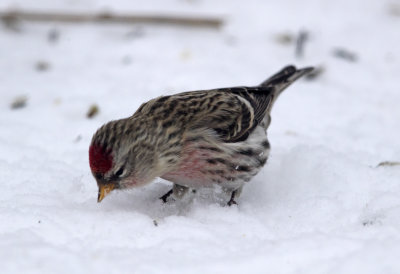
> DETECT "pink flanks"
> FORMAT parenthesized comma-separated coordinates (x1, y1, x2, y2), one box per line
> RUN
(162, 145, 214, 187)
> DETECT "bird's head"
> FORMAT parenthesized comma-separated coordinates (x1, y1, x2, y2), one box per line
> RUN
(89, 119, 164, 202)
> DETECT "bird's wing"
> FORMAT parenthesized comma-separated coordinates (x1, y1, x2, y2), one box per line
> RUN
(190, 65, 313, 142)
(132, 87, 272, 143)
(185, 86, 274, 143)
(134, 66, 313, 143)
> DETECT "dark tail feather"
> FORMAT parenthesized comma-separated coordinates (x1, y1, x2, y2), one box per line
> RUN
(260, 65, 313, 90)
(260, 65, 313, 112)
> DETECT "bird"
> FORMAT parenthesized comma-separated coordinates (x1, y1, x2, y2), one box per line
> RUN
(89, 65, 313, 206)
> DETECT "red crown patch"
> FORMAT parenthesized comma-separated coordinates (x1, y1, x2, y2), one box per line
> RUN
(89, 144, 113, 174)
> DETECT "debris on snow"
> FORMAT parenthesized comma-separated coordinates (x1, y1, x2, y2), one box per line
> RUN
(10, 96, 28, 109)
(87, 104, 99, 119)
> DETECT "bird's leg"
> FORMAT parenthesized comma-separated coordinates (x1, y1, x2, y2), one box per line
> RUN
(159, 189, 173, 203)
(159, 184, 190, 203)
(173, 184, 190, 199)
(227, 187, 242, 206)
(227, 190, 237, 206)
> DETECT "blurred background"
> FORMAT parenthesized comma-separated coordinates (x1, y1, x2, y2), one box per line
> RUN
(1, 1, 400, 274)
(1, 0, 399, 157)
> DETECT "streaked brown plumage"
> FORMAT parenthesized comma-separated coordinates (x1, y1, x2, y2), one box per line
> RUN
(89, 65, 313, 205)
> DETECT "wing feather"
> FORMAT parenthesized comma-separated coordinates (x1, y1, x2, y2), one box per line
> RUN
(133, 65, 312, 144)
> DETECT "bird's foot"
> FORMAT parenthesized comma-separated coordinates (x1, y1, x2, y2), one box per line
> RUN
(159, 189, 173, 203)
(227, 199, 237, 206)
(159, 184, 191, 203)
(227, 190, 238, 206)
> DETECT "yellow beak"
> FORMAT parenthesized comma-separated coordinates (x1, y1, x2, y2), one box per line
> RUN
(98, 184, 115, 203)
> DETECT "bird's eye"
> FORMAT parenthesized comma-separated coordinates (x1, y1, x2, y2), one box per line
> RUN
(95, 173, 103, 180)
(115, 167, 124, 177)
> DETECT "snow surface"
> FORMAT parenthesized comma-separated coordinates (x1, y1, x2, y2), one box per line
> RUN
(1, 0, 400, 273)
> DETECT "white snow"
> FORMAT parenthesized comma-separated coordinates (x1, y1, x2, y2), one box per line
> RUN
(1, 0, 400, 273)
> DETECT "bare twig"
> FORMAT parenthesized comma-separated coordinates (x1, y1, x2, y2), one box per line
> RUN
(377, 161, 400, 168)
(0, 9, 223, 28)
(295, 30, 309, 58)
(305, 65, 325, 81)
(333, 48, 358, 62)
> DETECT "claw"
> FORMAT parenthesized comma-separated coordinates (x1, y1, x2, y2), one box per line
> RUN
(227, 190, 238, 206)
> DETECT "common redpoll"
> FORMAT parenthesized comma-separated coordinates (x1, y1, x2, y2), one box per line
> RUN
(89, 65, 313, 205)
